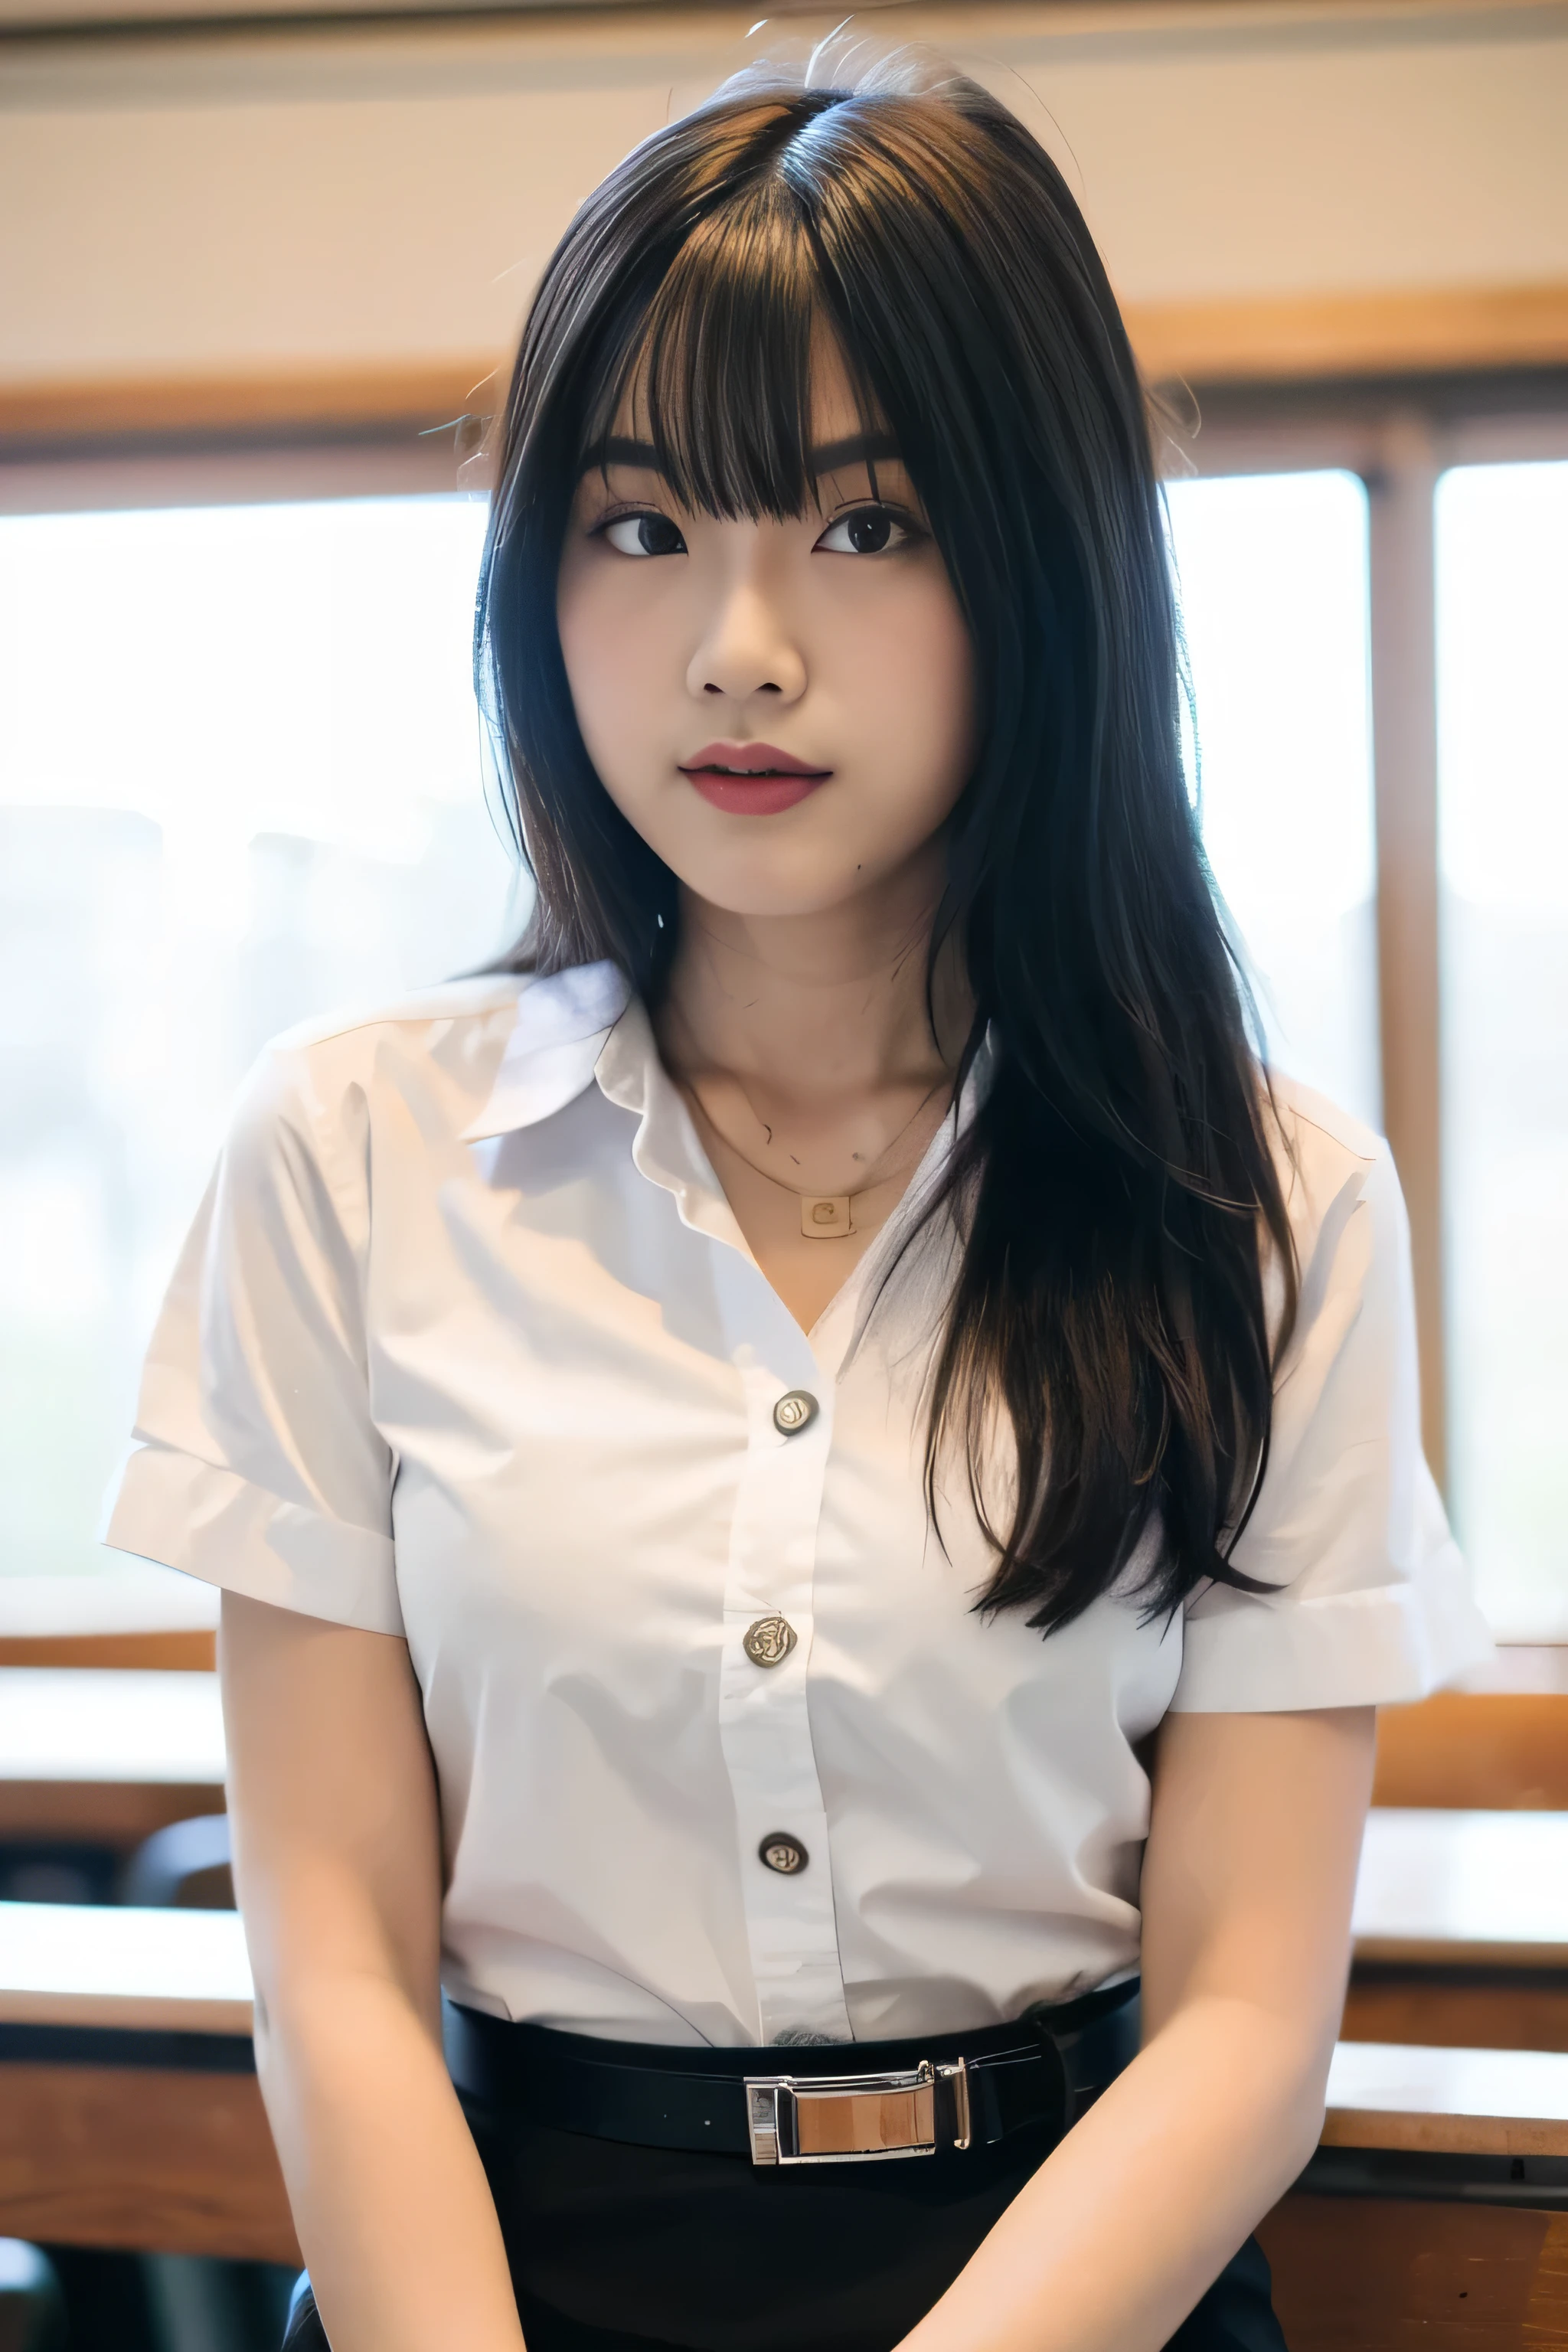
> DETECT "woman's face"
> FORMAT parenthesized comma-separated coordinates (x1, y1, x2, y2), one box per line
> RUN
(556, 345, 977, 920)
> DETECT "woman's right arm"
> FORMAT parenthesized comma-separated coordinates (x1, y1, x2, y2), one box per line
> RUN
(220, 1589, 526, 2352)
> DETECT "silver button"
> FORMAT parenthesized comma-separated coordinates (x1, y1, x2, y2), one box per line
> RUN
(759, 1833, 808, 1875)
(773, 1391, 818, 1436)
(743, 1615, 798, 1668)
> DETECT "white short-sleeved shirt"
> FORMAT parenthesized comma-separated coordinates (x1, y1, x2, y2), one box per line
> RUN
(103, 961, 1491, 2049)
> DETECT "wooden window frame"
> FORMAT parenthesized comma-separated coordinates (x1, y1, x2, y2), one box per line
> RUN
(5, 363, 1568, 1509)
(1176, 371, 1568, 1494)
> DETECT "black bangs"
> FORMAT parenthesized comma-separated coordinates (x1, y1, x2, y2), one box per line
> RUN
(577, 162, 887, 521)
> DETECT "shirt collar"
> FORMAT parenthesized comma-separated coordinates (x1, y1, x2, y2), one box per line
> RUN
(462, 960, 998, 1135)
(456, 960, 632, 1142)
(459, 959, 998, 1298)
(458, 959, 750, 1255)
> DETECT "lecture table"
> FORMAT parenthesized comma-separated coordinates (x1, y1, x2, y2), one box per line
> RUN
(6, 1679, 1566, 1957)
(0, 1900, 292, 2263)
(6, 1665, 1568, 2331)
(4, 1663, 1566, 1900)
(8, 1906, 1568, 2347)
(0, 1668, 227, 1849)
(4, 1670, 1568, 2031)
(1347, 1808, 1568, 2053)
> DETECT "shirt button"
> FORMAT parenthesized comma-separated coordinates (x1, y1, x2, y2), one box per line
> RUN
(773, 1390, 818, 1436)
(759, 1833, 808, 1875)
(743, 1615, 798, 1668)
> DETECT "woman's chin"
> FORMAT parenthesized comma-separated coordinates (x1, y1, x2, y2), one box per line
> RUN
(675, 861, 908, 925)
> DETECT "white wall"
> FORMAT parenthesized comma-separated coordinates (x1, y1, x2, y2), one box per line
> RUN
(2, 0, 1567, 387)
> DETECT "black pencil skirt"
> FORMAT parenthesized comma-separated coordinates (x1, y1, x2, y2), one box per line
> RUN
(279, 2097, 1288, 2352)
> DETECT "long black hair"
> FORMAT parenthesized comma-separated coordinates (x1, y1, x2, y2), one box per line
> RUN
(475, 58, 1298, 1636)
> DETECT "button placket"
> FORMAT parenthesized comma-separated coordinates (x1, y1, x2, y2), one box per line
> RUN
(717, 1351, 849, 2047)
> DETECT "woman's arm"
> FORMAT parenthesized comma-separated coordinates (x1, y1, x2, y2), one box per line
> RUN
(220, 1590, 525, 2352)
(899, 1705, 1376, 2352)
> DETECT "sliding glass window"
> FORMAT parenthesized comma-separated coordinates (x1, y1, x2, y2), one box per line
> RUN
(0, 492, 518, 1582)
(1437, 458, 1568, 1638)
(1165, 469, 1380, 1131)
(4, 408, 1567, 1644)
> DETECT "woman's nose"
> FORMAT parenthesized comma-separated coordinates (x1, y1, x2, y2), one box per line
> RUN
(686, 554, 806, 705)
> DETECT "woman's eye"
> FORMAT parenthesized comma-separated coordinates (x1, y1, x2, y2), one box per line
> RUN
(815, 506, 910, 557)
(603, 511, 687, 558)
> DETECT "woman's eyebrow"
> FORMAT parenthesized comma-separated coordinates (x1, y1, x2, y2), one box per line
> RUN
(812, 432, 900, 473)
(590, 436, 664, 476)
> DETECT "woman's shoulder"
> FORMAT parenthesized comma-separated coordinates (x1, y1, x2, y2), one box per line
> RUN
(228, 960, 635, 1169)
(1261, 1067, 1391, 1238)
(1263, 1067, 1380, 1171)
(262, 969, 531, 1067)
(1255, 1069, 1415, 1354)
(226, 970, 529, 1155)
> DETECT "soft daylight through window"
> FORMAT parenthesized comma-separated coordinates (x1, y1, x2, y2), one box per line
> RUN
(1438, 459, 1568, 1637)
(1165, 468, 1380, 1134)
(0, 492, 515, 1583)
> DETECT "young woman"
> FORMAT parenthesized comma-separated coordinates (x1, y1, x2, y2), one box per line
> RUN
(106, 51, 1489, 2352)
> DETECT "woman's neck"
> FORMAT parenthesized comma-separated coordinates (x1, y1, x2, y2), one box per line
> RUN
(658, 847, 969, 1099)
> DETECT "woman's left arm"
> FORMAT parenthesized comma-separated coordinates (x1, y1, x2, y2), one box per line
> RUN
(899, 1705, 1376, 2352)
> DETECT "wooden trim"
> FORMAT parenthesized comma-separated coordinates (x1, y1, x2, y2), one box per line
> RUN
(0, 1782, 224, 1847)
(1353, 1933, 1568, 1972)
(1374, 1690, 1568, 1811)
(1322, 2102, 1568, 2158)
(0, 357, 503, 447)
(1342, 1975, 1568, 2053)
(1367, 412, 1447, 1488)
(2, 283, 1566, 453)
(1128, 280, 1568, 385)
(0, 1632, 217, 1671)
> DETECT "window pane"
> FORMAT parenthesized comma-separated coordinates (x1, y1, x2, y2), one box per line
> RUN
(0, 494, 520, 1581)
(1164, 470, 1380, 1131)
(1438, 460, 1568, 1637)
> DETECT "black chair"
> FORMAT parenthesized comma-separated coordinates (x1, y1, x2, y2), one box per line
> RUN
(119, 1813, 234, 1910)
(116, 1815, 294, 2349)
(0, 2240, 66, 2352)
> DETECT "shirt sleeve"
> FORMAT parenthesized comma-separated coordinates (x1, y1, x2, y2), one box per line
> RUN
(100, 1036, 402, 1636)
(1170, 1129, 1491, 1713)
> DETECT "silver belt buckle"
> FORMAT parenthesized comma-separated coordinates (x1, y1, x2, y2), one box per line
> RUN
(744, 2056, 970, 2165)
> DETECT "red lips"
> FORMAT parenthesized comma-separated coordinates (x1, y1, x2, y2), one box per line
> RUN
(678, 740, 831, 816)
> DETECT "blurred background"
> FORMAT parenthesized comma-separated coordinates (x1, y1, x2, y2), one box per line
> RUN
(0, 0, 1565, 2344)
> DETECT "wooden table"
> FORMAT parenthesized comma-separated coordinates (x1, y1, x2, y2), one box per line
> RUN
(5, 1791, 1568, 2322)
(1264, 2041, 1568, 2350)
(1354, 1811, 1568, 1967)
(0, 1573, 218, 1671)
(11, 1894, 1568, 2337)
(0, 1668, 226, 1848)
(1349, 1808, 1568, 2052)
(0, 1900, 296, 2264)
(1374, 1648, 1568, 1810)
(1324, 2037, 1568, 2156)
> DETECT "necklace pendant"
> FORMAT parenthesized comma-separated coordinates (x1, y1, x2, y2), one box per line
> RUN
(800, 1194, 853, 1240)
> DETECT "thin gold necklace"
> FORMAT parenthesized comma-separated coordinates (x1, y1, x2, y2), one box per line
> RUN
(683, 1070, 952, 1241)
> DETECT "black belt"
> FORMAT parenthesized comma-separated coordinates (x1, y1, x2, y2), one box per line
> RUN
(446, 1978, 1139, 2168)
